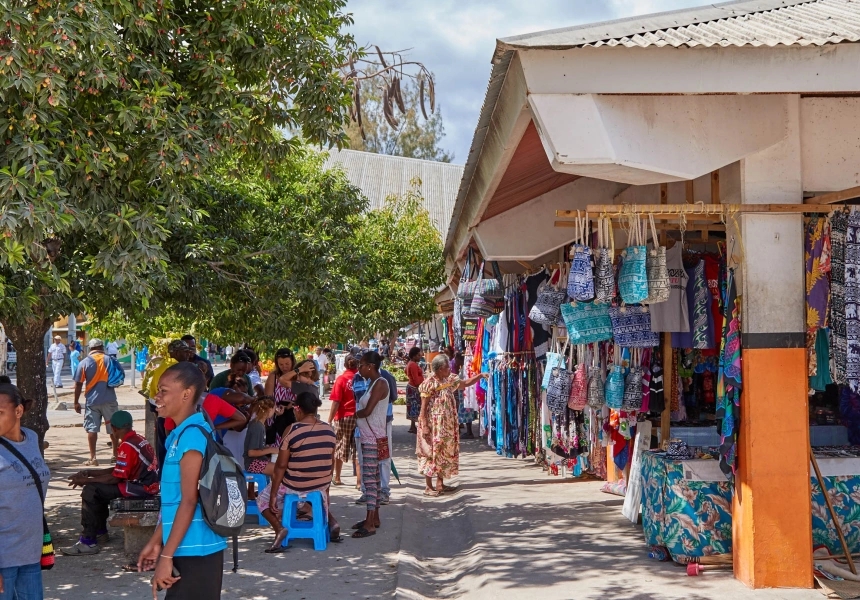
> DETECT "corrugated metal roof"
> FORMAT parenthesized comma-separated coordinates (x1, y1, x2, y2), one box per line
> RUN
(323, 149, 464, 237)
(496, 0, 860, 52)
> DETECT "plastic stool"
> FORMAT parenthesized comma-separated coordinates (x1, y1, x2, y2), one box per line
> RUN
(280, 490, 328, 551)
(245, 473, 269, 519)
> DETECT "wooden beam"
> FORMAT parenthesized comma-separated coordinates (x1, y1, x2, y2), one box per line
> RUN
(806, 185, 860, 205)
(660, 183, 668, 205)
(554, 221, 726, 231)
(685, 180, 694, 204)
(711, 170, 721, 205)
(564, 204, 836, 216)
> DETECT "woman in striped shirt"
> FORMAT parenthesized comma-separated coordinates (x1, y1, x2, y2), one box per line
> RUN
(258, 392, 338, 552)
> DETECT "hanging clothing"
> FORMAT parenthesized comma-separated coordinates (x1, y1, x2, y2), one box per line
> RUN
(846, 211, 860, 392)
(649, 244, 690, 333)
(831, 210, 848, 384)
(810, 329, 833, 393)
(806, 216, 832, 330)
(716, 269, 742, 479)
(671, 263, 698, 348)
(691, 259, 715, 349)
(649, 350, 666, 415)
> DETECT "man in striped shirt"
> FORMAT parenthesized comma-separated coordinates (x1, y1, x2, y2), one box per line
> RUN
(257, 392, 340, 551)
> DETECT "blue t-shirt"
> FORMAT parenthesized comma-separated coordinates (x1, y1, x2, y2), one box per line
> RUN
(161, 413, 227, 557)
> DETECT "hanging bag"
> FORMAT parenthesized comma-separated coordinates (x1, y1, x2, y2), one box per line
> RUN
(529, 266, 567, 326)
(568, 344, 589, 410)
(0, 438, 54, 570)
(609, 304, 660, 348)
(645, 214, 670, 304)
(471, 261, 506, 317)
(546, 340, 572, 416)
(560, 300, 613, 344)
(587, 347, 605, 409)
(622, 350, 645, 411)
(595, 217, 616, 303)
(618, 215, 649, 304)
(604, 348, 626, 411)
(542, 338, 567, 389)
(457, 248, 479, 317)
(567, 213, 595, 302)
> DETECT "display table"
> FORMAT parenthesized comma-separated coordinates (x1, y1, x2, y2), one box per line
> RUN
(641, 450, 860, 560)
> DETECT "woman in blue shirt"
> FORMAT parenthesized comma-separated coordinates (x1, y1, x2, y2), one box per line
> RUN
(137, 363, 226, 599)
(68, 342, 81, 378)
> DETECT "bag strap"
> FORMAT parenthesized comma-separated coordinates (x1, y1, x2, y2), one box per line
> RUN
(649, 213, 660, 249)
(491, 261, 504, 284)
(475, 262, 485, 285)
(0, 436, 45, 505)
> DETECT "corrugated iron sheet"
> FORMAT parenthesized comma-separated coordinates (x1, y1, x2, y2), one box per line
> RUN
(322, 149, 464, 237)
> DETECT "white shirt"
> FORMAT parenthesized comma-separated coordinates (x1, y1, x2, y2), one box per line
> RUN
(315, 353, 329, 371)
(48, 343, 66, 361)
(356, 378, 390, 440)
(106, 341, 119, 355)
(225, 345, 234, 356)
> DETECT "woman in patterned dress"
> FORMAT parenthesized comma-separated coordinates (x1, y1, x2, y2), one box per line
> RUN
(417, 354, 488, 497)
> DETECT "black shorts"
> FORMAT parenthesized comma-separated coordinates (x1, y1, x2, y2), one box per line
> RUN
(166, 551, 223, 600)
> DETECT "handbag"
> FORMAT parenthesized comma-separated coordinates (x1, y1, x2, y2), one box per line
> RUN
(529, 265, 568, 326)
(604, 361, 625, 410)
(561, 300, 613, 344)
(587, 353, 605, 410)
(594, 217, 616, 303)
(609, 304, 659, 348)
(542, 339, 567, 389)
(546, 342, 572, 416)
(458, 248, 479, 317)
(0, 437, 54, 570)
(471, 261, 506, 317)
(618, 215, 649, 304)
(622, 353, 644, 411)
(644, 214, 670, 304)
(568, 346, 588, 411)
(666, 439, 690, 460)
(567, 213, 595, 302)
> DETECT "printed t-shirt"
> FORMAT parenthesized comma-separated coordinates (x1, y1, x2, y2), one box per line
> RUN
(405, 361, 424, 387)
(164, 394, 237, 433)
(161, 413, 227, 557)
(113, 430, 160, 497)
(74, 351, 118, 406)
(649, 244, 690, 333)
(0, 428, 51, 569)
(330, 369, 357, 419)
(281, 421, 335, 492)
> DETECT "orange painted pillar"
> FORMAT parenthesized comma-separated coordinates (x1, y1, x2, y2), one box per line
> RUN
(733, 346, 812, 588)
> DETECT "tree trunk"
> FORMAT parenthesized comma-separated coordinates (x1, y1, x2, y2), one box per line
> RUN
(5, 317, 52, 449)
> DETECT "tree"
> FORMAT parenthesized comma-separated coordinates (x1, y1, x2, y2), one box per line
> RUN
(328, 178, 445, 340)
(345, 70, 452, 162)
(0, 0, 356, 443)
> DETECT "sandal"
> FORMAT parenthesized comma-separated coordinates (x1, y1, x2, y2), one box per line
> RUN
(264, 545, 288, 554)
(264, 529, 289, 553)
(352, 527, 376, 539)
(441, 485, 458, 493)
(423, 489, 441, 497)
(351, 520, 381, 530)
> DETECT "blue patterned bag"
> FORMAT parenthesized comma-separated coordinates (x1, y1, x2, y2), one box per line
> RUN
(561, 301, 612, 344)
(609, 304, 659, 348)
(567, 213, 595, 301)
(618, 216, 648, 304)
(605, 363, 625, 410)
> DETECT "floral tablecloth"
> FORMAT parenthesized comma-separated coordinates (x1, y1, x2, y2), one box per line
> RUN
(642, 451, 860, 560)
(641, 451, 733, 560)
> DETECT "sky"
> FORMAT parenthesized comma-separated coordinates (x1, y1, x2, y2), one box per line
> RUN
(346, 0, 703, 164)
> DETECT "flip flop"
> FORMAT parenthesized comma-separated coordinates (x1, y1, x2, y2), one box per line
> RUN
(264, 545, 289, 554)
(352, 527, 376, 539)
(330, 533, 344, 543)
(423, 489, 441, 497)
(332, 480, 344, 486)
(351, 521, 381, 530)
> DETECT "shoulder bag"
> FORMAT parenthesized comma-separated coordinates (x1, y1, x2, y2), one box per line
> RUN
(594, 217, 616, 303)
(567, 213, 595, 302)
(471, 261, 506, 317)
(618, 215, 649, 304)
(568, 345, 589, 411)
(604, 359, 625, 411)
(529, 266, 567, 327)
(622, 350, 645, 411)
(0, 437, 54, 570)
(457, 248, 479, 317)
(587, 348, 605, 409)
(545, 340, 572, 416)
(645, 214, 670, 304)
(560, 300, 612, 344)
(609, 304, 659, 348)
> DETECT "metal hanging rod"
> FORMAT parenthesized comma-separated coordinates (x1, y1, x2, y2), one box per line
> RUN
(555, 204, 837, 217)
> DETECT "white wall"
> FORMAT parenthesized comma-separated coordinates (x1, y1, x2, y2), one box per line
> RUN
(801, 97, 860, 192)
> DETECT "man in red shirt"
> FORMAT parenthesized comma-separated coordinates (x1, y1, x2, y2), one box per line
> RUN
(328, 355, 358, 486)
(60, 411, 159, 556)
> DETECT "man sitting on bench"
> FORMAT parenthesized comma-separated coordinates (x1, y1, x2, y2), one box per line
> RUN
(60, 410, 159, 556)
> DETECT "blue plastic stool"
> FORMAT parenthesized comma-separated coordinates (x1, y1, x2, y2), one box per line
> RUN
(280, 490, 328, 551)
(245, 473, 269, 520)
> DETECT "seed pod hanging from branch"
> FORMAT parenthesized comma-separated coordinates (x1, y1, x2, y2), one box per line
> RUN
(382, 86, 399, 129)
(428, 75, 436, 114)
(375, 45, 388, 69)
(419, 76, 428, 120)
(393, 76, 406, 115)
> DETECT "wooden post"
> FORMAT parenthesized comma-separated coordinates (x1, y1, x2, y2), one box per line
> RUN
(685, 180, 694, 204)
(711, 170, 721, 205)
(660, 332, 671, 447)
(660, 183, 668, 245)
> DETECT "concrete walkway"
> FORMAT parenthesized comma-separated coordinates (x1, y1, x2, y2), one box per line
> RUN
(39, 401, 825, 599)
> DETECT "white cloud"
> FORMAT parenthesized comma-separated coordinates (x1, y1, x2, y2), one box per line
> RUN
(345, 0, 702, 163)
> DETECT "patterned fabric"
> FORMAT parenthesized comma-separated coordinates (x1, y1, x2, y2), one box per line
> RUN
(646, 245, 670, 304)
(561, 301, 613, 344)
(806, 216, 832, 330)
(568, 363, 588, 410)
(622, 366, 644, 411)
(568, 245, 595, 301)
(246, 458, 269, 474)
(605, 365, 625, 410)
(333, 415, 357, 462)
(360, 442, 380, 510)
(595, 248, 615, 303)
(832, 210, 849, 384)
(716, 269, 741, 479)
(618, 246, 649, 304)
(416, 374, 460, 479)
(546, 367, 573, 416)
(640, 451, 733, 561)
(456, 389, 477, 423)
(812, 474, 860, 554)
(587, 366, 604, 409)
(609, 305, 659, 348)
(692, 260, 712, 349)
(405, 384, 421, 420)
(847, 211, 860, 392)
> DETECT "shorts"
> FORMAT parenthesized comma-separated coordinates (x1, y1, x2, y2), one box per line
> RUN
(84, 402, 118, 433)
(333, 416, 357, 462)
(257, 482, 328, 513)
(246, 458, 270, 474)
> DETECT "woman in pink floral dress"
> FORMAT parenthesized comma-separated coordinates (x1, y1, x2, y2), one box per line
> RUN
(417, 354, 488, 496)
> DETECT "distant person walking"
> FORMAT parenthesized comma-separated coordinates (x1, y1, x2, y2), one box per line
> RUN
(0, 383, 51, 600)
(69, 343, 81, 379)
(47, 335, 67, 388)
(138, 363, 226, 599)
(105, 340, 119, 360)
(73, 339, 119, 466)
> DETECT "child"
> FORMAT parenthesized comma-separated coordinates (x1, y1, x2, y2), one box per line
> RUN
(244, 396, 279, 477)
